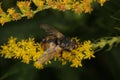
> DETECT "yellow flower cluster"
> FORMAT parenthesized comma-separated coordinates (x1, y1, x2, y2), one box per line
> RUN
(0, 3, 11, 26)
(0, 37, 44, 68)
(59, 38, 95, 68)
(0, 37, 95, 69)
(17, 1, 34, 19)
(0, 0, 107, 25)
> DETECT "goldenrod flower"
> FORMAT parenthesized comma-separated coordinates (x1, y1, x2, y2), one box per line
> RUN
(0, 3, 11, 25)
(34, 61, 44, 69)
(7, 8, 21, 21)
(46, 0, 55, 7)
(0, 3, 3, 16)
(72, 2, 84, 14)
(0, 37, 95, 69)
(1, 36, 120, 69)
(59, 39, 95, 68)
(55, 2, 67, 11)
(0, 37, 43, 64)
(0, 17, 6, 26)
(17, 1, 34, 19)
(0, 0, 107, 25)
(32, 0, 44, 9)
(7, 8, 15, 15)
(99, 0, 107, 6)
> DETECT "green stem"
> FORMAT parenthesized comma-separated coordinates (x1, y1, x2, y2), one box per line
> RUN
(92, 36, 120, 52)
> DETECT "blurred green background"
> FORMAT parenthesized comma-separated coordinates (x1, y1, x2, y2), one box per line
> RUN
(0, 0, 120, 80)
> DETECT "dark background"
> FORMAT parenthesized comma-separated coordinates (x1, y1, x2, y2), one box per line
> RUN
(0, 0, 120, 80)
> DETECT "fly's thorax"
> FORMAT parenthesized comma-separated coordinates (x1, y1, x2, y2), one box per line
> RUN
(59, 37, 78, 51)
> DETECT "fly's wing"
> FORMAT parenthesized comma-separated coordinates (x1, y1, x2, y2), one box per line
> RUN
(38, 48, 56, 64)
(40, 24, 64, 38)
(37, 45, 62, 64)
